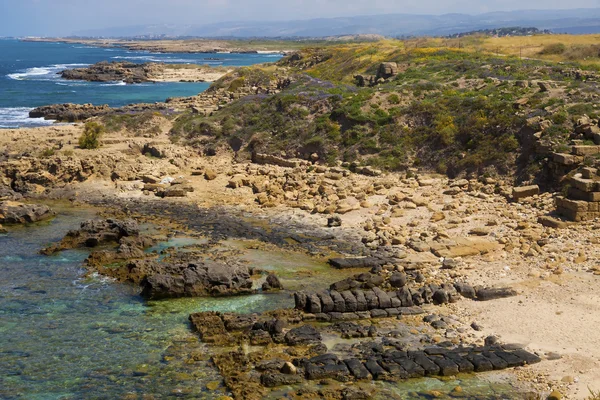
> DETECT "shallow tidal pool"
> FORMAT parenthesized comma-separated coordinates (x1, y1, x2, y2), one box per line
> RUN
(0, 206, 531, 399)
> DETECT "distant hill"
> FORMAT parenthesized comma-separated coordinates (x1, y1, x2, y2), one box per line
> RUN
(72, 8, 600, 38)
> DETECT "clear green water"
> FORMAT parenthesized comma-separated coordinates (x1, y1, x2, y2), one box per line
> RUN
(0, 207, 529, 399)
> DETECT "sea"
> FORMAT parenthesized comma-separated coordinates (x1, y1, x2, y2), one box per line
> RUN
(0, 38, 282, 128)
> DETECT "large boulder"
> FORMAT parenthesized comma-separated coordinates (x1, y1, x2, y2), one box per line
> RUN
(0, 201, 55, 224)
(140, 260, 253, 299)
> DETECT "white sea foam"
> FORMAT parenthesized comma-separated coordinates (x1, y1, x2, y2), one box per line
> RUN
(0, 107, 56, 129)
(100, 81, 127, 86)
(7, 63, 89, 81)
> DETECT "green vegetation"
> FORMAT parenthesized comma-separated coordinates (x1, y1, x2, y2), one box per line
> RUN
(40, 148, 55, 158)
(79, 121, 105, 149)
(101, 112, 163, 136)
(166, 41, 600, 181)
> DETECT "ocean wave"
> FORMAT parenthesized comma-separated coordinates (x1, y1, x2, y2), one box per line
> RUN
(0, 107, 56, 129)
(7, 63, 89, 81)
(100, 81, 126, 86)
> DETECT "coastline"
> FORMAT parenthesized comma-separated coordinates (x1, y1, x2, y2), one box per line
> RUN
(21, 37, 293, 54)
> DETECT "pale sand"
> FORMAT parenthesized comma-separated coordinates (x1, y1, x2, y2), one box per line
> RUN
(148, 66, 233, 83)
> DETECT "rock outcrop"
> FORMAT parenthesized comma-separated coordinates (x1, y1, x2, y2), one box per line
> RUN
(0, 201, 55, 224)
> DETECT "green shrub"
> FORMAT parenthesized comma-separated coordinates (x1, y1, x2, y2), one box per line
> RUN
(79, 121, 104, 149)
(539, 43, 566, 55)
(551, 111, 568, 124)
(388, 93, 401, 104)
(40, 148, 55, 158)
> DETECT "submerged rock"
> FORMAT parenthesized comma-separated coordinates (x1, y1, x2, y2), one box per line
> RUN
(41, 218, 141, 254)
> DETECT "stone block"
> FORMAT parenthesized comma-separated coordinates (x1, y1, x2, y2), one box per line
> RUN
(568, 187, 600, 202)
(552, 153, 581, 166)
(572, 145, 600, 156)
(570, 176, 598, 192)
(582, 167, 598, 179)
(556, 197, 589, 212)
(512, 185, 539, 200)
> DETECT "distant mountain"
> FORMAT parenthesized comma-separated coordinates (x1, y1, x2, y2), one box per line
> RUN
(72, 8, 600, 38)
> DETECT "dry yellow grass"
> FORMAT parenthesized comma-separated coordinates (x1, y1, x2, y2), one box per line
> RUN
(479, 34, 600, 61)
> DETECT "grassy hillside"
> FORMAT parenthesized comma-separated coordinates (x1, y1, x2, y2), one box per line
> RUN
(166, 38, 600, 183)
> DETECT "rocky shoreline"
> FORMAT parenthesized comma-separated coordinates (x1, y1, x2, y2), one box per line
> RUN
(60, 61, 233, 84)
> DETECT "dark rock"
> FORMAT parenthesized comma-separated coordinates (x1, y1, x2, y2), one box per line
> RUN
(261, 372, 303, 387)
(351, 289, 368, 311)
(364, 290, 380, 309)
(389, 272, 408, 288)
(262, 273, 283, 291)
(42, 218, 140, 254)
(306, 294, 322, 314)
(395, 358, 425, 378)
(341, 291, 358, 312)
(364, 359, 386, 380)
(476, 287, 518, 301)
(432, 289, 450, 305)
(397, 287, 414, 307)
(330, 290, 346, 313)
(294, 292, 307, 310)
(327, 216, 342, 228)
(318, 292, 335, 313)
(285, 325, 322, 346)
(431, 356, 459, 376)
(483, 351, 509, 370)
(330, 278, 359, 292)
(454, 282, 476, 299)
(471, 322, 483, 331)
(409, 352, 440, 376)
(485, 336, 500, 346)
(329, 257, 386, 269)
(373, 287, 392, 309)
(466, 354, 494, 372)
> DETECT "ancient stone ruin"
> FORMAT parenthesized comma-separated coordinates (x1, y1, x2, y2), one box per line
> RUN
(557, 166, 600, 221)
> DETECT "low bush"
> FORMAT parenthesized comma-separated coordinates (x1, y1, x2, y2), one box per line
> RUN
(79, 121, 104, 149)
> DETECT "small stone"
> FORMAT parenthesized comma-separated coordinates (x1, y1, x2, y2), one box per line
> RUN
(561, 376, 574, 384)
(547, 390, 562, 400)
(442, 258, 459, 269)
(206, 381, 220, 391)
(484, 336, 499, 346)
(204, 169, 217, 181)
(327, 216, 342, 228)
(281, 361, 297, 375)
(471, 322, 483, 331)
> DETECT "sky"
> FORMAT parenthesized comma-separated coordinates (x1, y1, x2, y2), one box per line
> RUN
(1, 0, 600, 36)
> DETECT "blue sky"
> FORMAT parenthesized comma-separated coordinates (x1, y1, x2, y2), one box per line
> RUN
(1, 0, 600, 36)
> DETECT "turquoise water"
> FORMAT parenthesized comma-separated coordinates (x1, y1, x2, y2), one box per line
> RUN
(0, 209, 530, 399)
(0, 39, 282, 128)
(0, 209, 287, 399)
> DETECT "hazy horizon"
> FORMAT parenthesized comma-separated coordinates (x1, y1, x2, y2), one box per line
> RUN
(1, 0, 600, 36)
